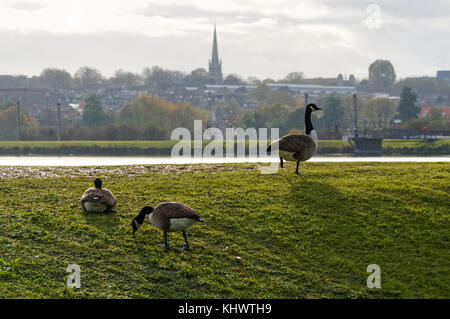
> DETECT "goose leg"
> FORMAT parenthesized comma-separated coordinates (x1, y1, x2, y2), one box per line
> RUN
(280, 157, 284, 168)
(158, 231, 169, 248)
(182, 231, 190, 250)
(295, 160, 300, 174)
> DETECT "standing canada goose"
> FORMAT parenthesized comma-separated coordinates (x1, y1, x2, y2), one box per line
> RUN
(132, 202, 205, 250)
(267, 103, 322, 174)
(80, 178, 116, 213)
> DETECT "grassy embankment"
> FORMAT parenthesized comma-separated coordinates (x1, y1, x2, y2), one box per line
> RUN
(0, 139, 449, 155)
(0, 162, 449, 298)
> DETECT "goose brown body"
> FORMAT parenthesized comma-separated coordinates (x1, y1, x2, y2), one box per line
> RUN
(132, 202, 205, 250)
(274, 134, 317, 162)
(81, 188, 116, 210)
(150, 202, 204, 232)
(267, 103, 322, 174)
(81, 179, 116, 212)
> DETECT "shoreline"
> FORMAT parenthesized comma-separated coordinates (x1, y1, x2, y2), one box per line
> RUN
(0, 139, 448, 156)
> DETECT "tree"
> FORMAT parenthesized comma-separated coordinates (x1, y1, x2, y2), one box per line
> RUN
(246, 76, 261, 85)
(82, 94, 106, 127)
(262, 78, 275, 84)
(223, 74, 246, 85)
(398, 87, 420, 121)
(405, 108, 449, 131)
(364, 98, 397, 128)
(39, 68, 72, 89)
(117, 94, 207, 138)
(184, 68, 211, 87)
(428, 108, 445, 122)
(253, 104, 291, 134)
(143, 66, 184, 91)
(109, 69, 143, 88)
(368, 59, 396, 92)
(249, 83, 270, 101)
(285, 107, 305, 131)
(357, 79, 370, 92)
(435, 95, 446, 105)
(320, 95, 345, 137)
(0, 105, 38, 140)
(74, 67, 104, 90)
(263, 91, 296, 109)
(281, 72, 304, 84)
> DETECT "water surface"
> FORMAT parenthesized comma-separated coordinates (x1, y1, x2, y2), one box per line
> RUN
(0, 156, 448, 166)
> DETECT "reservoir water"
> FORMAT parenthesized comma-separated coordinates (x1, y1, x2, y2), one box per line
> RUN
(0, 155, 448, 166)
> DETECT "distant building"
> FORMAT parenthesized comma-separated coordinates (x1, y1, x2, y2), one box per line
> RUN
(436, 70, 450, 82)
(208, 24, 223, 84)
(204, 83, 356, 95)
(302, 73, 355, 87)
(419, 107, 450, 119)
(404, 76, 436, 81)
(205, 110, 232, 139)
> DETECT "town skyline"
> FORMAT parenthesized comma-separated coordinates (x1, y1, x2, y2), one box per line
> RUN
(0, 0, 449, 80)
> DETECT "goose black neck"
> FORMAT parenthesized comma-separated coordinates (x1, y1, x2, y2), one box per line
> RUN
(136, 210, 147, 224)
(305, 107, 314, 135)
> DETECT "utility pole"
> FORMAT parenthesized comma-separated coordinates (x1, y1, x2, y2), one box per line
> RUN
(353, 94, 358, 137)
(16, 101, 21, 141)
(57, 102, 61, 141)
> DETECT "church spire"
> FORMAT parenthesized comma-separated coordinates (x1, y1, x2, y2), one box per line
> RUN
(209, 24, 222, 84)
(211, 23, 219, 65)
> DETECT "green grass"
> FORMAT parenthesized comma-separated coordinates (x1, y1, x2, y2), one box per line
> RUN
(383, 139, 450, 154)
(0, 162, 449, 298)
(0, 140, 178, 149)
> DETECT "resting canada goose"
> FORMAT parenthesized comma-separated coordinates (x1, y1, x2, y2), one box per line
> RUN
(267, 103, 322, 174)
(132, 202, 205, 250)
(80, 178, 116, 213)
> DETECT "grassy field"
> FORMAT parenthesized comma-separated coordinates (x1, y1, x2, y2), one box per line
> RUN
(0, 162, 449, 298)
(0, 140, 178, 149)
(0, 139, 449, 155)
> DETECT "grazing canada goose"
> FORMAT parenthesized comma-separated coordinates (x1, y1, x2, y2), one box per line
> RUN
(132, 202, 205, 250)
(267, 103, 322, 174)
(80, 178, 116, 213)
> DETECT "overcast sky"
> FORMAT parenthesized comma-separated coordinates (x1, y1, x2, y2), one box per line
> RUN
(0, 0, 449, 80)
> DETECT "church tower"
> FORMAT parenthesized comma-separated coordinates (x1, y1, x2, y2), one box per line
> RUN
(208, 24, 222, 84)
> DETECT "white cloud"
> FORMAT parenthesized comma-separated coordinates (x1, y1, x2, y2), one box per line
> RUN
(0, 0, 449, 79)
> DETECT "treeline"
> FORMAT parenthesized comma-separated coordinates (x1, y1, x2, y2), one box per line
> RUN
(0, 67, 308, 92)
(232, 87, 449, 139)
(2, 60, 450, 98)
(0, 95, 208, 141)
(1, 86, 448, 141)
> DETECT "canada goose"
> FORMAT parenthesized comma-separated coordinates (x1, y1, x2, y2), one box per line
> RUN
(80, 178, 116, 213)
(132, 202, 205, 250)
(267, 103, 322, 174)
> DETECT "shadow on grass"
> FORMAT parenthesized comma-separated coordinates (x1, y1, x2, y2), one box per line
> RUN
(82, 209, 121, 235)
